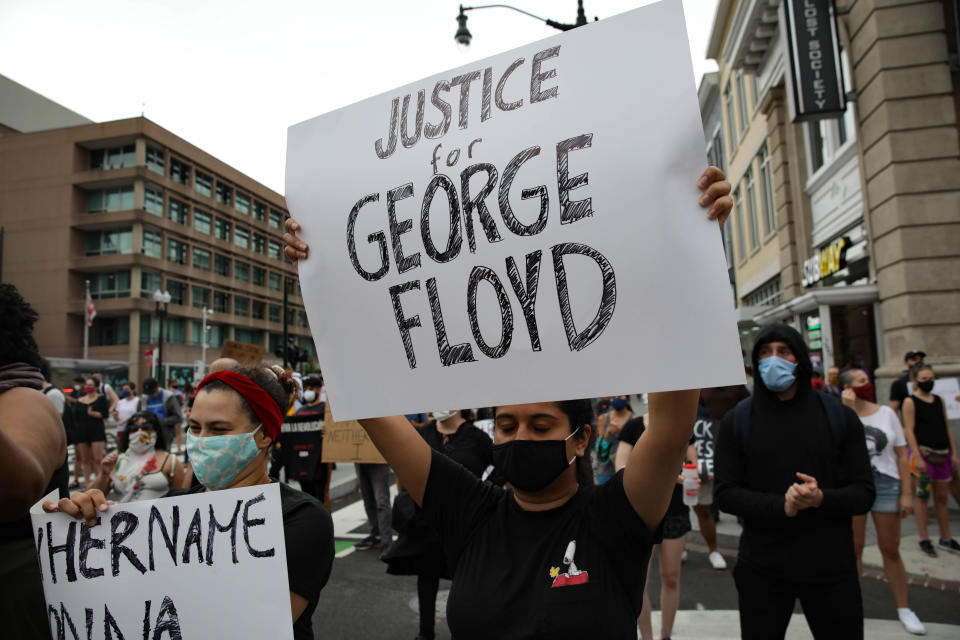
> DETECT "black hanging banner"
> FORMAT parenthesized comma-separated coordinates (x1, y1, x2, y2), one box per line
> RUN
(277, 414, 324, 481)
(782, 0, 846, 122)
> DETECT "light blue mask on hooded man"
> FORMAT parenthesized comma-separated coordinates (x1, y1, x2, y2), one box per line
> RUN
(758, 356, 797, 392)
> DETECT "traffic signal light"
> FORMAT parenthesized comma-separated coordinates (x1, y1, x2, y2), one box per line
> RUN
(275, 339, 309, 366)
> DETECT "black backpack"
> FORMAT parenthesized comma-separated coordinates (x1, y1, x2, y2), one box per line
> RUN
(733, 390, 847, 454)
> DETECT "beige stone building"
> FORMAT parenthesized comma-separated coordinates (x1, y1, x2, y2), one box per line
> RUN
(0, 77, 312, 386)
(706, 0, 960, 397)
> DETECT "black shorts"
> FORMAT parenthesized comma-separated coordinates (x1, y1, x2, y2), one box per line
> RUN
(78, 420, 106, 444)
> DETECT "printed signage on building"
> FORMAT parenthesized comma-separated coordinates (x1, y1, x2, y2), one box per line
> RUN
(285, 0, 745, 421)
(802, 236, 849, 287)
(30, 485, 293, 640)
(782, 0, 846, 122)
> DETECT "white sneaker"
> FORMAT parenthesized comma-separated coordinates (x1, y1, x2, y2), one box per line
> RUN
(898, 609, 926, 635)
(708, 550, 727, 570)
(680, 549, 688, 562)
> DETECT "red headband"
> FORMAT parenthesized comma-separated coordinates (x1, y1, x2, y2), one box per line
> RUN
(196, 370, 283, 440)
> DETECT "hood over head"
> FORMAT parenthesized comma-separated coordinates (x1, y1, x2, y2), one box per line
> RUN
(751, 324, 812, 400)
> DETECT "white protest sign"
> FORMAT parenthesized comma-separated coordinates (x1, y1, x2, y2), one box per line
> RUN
(30, 484, 292, 640)
(933, 377, 960, 420)
(286, 0, 744, 421)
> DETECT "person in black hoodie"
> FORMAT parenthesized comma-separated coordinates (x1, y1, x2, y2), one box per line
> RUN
(714, 324, 874, 640)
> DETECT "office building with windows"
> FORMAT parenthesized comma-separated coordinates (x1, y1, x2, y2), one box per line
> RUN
(0, 107, 313, 386)
(706, 0, 960, 396)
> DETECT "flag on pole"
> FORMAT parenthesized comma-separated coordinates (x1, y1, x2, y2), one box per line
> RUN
(86, 290, 97, 327)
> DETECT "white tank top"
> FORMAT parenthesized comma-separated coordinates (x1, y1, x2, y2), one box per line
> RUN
(131, 454, 175, 501)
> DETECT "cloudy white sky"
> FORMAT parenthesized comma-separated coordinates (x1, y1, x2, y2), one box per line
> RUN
(0, 0, 719, 193)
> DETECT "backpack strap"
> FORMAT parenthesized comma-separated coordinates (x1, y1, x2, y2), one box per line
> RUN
(42, 385, 55, 395)
(816, 390, 846, 447)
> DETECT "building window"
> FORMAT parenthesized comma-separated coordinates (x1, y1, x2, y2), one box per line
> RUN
(213, 291, 230, 313)
(193, 210, 211, 234)
(751, 73, 760, 108)
(736, 71, 749, 132)
(192, 286, 210, 309)
(214, 218, 231, 242)
(234, 296, 249, 317)
(707, 128, 725, 174)
(167, 279, 186, 305)
(285, 277, 297, 295)
(234, 328, 263, 345)
(140, 316, 158, 343)
(85, 229, 132, 256)
(214, 254, 231, 277)
(253, 201, 266, 222)
(234, 227, 250, 250)
(195, 171, 212, 197)
(722, 216, 735, 269)
(235, 192, 250, 215)
(234, 260, 250, 282)
(167, 238, 188, 265)
(742, 276, 783, 307)
(298, 310, 308, 328)
(734, 187, 746, 263)
(252, 300, 265, 320)
(269, 272, 281, 291)
(268, 240, 282, 260)
(193, 247, 211, 271)
(252, 266, 266, 286)
(269, 305, 281, 323)
(168, 197, 188, 225)
(724, 86, 737, 153)
(92, 317, 129, 346)
(207, 323, 226, 348)
(745, 168, 760, 251)
(146, 146, 165, 175)
(252, 233, 266, 254)
(142, 229, 163, 258)
(164, 318, 186, 344)
(170, 158, 190, 185)
(216, 182, 232, 206)
(90, 144, 135, 170)
(808, 121, 826, 173)
(90, 270, 131, 299)
(141, 270, 162, 299)
(759, 144, 776, 237)
(87, 186, 134, 212)
(144, 187, 164, 216)
(269, 210, 284, 230)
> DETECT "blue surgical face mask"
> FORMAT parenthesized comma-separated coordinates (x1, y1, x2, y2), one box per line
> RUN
(610, 397, 629, 411)
(120, 390, 131, 399)
(758, 356, 798, 392)
(186, 425, 263, 490)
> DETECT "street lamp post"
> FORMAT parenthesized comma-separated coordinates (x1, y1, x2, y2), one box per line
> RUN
(153, 289, 171, 385)
(200, 306, 214, 377)
(455, 1, 594, 46)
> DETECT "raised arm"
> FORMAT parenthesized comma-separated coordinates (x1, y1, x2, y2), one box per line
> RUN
(357, 415, 433, 505)
(622, 390, 699, 529)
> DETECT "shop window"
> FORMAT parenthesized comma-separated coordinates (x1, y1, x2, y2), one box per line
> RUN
(90, 144, 135, 170)
(85, 229, 132, 256)
(167, 239, 188, 265)
(195, 171, 212, 197)
(142, 229, 163, 258)
(194, 210, 211, 234)
(146, 146, 165, 175)
(90, 270, 131, 299)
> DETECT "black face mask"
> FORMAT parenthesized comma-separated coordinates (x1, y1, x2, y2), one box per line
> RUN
(492, 427, 580, 492)
(917, 380, 935, 393)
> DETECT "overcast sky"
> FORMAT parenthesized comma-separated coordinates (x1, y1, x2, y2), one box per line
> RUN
(0, 0, 719, 193)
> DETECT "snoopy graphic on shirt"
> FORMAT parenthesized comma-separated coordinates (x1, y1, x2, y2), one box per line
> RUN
(549, 540, 590, 587)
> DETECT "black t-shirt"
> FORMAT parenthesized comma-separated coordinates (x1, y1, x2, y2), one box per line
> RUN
(890, 373, 910, 405)
(618, 417, 691, 518)
(75, 395, 109, 430)
(170, 482, 333, 640)
(422, 450, 653, 639)
(418, 419, 492, 476)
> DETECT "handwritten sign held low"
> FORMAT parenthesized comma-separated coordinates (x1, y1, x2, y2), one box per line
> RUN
(286, 0, 744, 420)
(321, 402, 386, 464)
(30, 484, 292, 640)
(220, 340, 265, 365)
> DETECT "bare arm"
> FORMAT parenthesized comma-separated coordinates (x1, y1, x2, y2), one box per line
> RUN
(105, 386, 119, 413)
(357, 415, 432, 505)
(0, 388, 68, 520)
(291, 592, 309, 622)
(894, 445, 910, 496)
(614, 440, 631, 472)
(901, 398, 920, 453)
(622, 390, 699, 530)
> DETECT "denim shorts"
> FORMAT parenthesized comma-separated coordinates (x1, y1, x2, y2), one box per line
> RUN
(872, 470, 901, 514)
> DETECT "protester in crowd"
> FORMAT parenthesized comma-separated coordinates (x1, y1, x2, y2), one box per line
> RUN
(824, 366, 841, 396)
(180, 358, 240, 488)
(92, 371, 119, 415)
(290, 376, 331, 504)
(715, 324, 874, 639)
(75, 376, 109, 487)
(139, 376, 183, 452)
(406, 412, 430, 428)
(0, 283, 68, 640)
(113, 380, 139, 453)
(902, 364, 960, 556)
(85, 410, 184, 501)
(615, 415, 697, 640)
(595, 395, 633, 484)
(46, 364, 335, 640)
(280, 166, 732, 637)
(810, 367, 826, 391)
(384, 409, 492, 640)
(354, 459, 395, 552)
(889, 349, 926, 413)
(839, 369, 926, 635)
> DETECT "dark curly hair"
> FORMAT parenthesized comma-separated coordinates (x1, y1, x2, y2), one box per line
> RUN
(0, 283, 43, 369)
(197, 365, 299, 431)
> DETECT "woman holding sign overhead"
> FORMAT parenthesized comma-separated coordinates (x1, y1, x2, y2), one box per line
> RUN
(45, 364, 335, 640)
(281, 167, 731, 638)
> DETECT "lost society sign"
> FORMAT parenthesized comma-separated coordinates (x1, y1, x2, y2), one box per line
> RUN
(286, 0, 744, 421)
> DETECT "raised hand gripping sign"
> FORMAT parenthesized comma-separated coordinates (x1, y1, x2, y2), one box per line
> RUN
(30, 485, 291, 640)
(286, 0, 744, 421)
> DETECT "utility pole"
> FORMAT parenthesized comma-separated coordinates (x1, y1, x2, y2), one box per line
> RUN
(282, 280, 289, 368)
(201, 306, 213, 377)
(83, 279, 91, 361)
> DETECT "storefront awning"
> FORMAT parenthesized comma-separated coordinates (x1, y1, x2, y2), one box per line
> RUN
(753, 283, 878, 325)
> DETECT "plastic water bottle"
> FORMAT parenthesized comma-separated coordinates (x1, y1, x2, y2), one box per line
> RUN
(683, 464, 699, 506)
(917, 473, 931, 500)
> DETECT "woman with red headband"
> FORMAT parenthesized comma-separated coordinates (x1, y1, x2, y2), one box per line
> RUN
(44, 364, 335, 640)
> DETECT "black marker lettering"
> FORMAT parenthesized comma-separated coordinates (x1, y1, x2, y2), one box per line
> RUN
(461, 163, 502, 253)
(466, 266, 514, 359)
(346, 193, 389, 281)
(426, 277, 476, 366)
(242, 493, 275, 558)
(206, 500, 242, 565)
(148, 505, 179, 570)
(481, 67, 493, 121)
(110, 512, 146, 577)
(499, 147, 548, 236)
(387, 183, 421, 274)
(420, 174, 463, 264)
(181, 508, 203, 564)
(374, 97, 399, 159)
(79, 520, 105, 579)
(389, 280, 423, 370)
(425, 81, 452, 139)
(557, 133, 593, 224)
(153, 596, 183, 640)
(496, 58, 524, 111)
(47, 520, 77, 584)
(450, 70, 481, 129)
(530, 46, 561, 103)
(506, 250, 543, 351)
(551, 242, 617, 351)
(104, 604, 125, 640)
(400, 90, 425, 149)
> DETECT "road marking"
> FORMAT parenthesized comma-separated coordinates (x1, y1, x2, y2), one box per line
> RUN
(335, 545, 356, 559)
